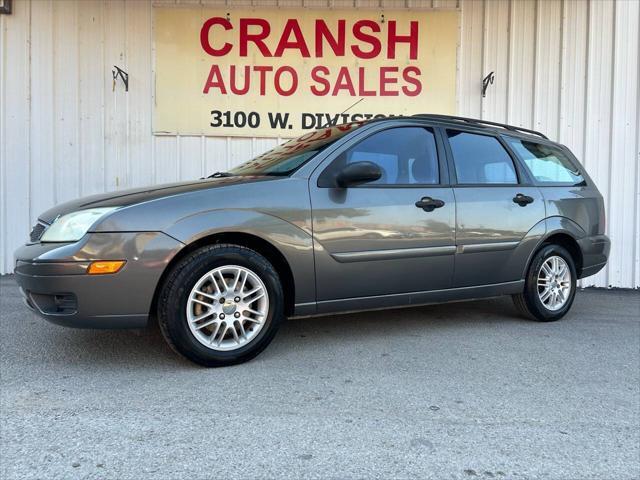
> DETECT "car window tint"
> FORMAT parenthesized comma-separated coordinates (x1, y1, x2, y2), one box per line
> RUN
(506, 138, 585, 185)
(335, 127, 439, 185)
(447, 130, 518, 184)
(227, 122, 367, 176)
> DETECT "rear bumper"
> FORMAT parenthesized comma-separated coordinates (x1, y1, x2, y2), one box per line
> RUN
(577, 234, 610, 279)
(13, 232, 184, 329)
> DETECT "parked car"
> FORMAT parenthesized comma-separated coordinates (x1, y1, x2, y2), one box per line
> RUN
(14, 115, 610, 367)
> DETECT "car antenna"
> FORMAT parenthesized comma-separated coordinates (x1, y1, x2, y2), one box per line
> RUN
(321, 98, 364, 128)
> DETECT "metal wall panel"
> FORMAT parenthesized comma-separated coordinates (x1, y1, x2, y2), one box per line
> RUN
(1, 0, 31, 276)
(506, 0, 535, 127)
(608, 0, 639, 289)
(1, 0, 638, 289)
(481, 0, 509, 122)
(583, 0, 616, 289)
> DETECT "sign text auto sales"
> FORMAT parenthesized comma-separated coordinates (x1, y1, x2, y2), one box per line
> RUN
(154, 8, 458, 137)
(200, 17, 423, 98)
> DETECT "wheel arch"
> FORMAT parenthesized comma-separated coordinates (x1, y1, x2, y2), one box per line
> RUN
(524, 217, 585, 279)
(150, 232, 297, 318)
(539, 232, 584, 276)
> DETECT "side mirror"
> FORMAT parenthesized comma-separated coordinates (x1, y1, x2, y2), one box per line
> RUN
(335, 161, 382, 188)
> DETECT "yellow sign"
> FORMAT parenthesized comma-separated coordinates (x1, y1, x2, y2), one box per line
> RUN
(154, 8, 458, 137)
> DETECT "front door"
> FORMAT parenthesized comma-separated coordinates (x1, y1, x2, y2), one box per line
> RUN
(443, 129, 546, 287)
(310, 125, 456, 303)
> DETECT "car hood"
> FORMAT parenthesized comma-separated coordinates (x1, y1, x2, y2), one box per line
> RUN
(38, 176, 275, 224)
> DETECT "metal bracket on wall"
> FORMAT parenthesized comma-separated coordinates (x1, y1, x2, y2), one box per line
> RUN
(112, 66, 129, 92)
(0, 0, 12, 14)
(482, 71, 495, 98)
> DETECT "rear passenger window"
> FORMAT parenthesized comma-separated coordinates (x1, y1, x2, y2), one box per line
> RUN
(447, 130, 518, 184)
(505, 138, 585, 185)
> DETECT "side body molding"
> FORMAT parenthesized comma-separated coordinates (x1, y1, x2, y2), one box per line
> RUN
(163, 209, 316, 313)
(479, 219, 547, 284)
(464, 216, 588, 285)
(331, 245, 456, 263)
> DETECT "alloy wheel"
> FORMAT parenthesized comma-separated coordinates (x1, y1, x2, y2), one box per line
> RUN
(537, 255, 571, 311)
(186, 265, 269, 351)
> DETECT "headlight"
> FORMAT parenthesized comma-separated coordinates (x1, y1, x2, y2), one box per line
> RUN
(41, 207, 119, 242)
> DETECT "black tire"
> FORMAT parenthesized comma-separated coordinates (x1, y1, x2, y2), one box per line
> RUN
(157, 244, 285, 367)
(512, 244, 577, 322)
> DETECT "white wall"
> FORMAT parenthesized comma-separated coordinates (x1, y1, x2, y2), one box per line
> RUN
(1, 0, 638, 288)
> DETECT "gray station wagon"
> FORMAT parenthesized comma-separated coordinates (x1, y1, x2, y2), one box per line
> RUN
(14, 115, 610, 367)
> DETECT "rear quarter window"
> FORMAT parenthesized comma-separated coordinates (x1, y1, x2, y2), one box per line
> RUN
(506, 138, 585, 185)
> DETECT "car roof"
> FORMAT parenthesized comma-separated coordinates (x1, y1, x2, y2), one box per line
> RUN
(361, 114, 552, 144)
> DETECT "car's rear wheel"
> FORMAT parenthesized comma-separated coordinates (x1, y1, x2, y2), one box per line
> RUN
(157, 244, 285, 367)
(513, 244, 577, 322)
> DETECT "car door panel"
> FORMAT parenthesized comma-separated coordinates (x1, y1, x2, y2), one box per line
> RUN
(311, 187, 456, 300)
(452, 186, 545, 286)
(309, 125, 456, 303)
(442, 128, 547, 287)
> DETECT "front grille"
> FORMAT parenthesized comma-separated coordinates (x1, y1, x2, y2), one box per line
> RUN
(29, 222, 47, 243)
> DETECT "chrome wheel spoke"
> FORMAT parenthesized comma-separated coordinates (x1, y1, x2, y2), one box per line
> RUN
(191, 310, 214, 323)
(209, 322, 222, 343)
(191, 298, 213, 308)
(195, 289, 217, 300)
(231, 268, 242, 292)
(557, 263, 567, 278)
(187, 265, 269, 352)
(218, 323, 230, 344)
(195, 318, 217, 331)
(215, 271, 228, 292)
(244, 307, 265, 317)
(242, 286, 261, 299)
(229, 323, 240, 344)
(243, 289, 266, 303)
(209, 273, 222, 295)
(556, 289, 566, 303)
(238, 271, 248, 294)
(237, 321, 247, 339)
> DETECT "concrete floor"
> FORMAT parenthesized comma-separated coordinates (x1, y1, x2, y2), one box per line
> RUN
(1, 275, 639, 480)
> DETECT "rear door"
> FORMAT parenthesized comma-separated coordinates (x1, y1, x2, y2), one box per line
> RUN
(443, 129, 545, 287)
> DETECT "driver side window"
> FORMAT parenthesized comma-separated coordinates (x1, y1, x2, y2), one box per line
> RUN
(322, 127, 440, 186)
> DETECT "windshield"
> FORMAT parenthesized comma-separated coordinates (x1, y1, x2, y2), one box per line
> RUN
(227, 122, 367, 176)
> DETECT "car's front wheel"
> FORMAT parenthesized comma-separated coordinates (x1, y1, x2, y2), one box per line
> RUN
(513, 244, 577, 322)
(157, 244, 285, 367)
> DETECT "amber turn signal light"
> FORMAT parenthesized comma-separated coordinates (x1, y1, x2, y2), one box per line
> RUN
(87, 260, 126, 275)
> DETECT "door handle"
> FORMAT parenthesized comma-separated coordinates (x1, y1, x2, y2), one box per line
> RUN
(415, 197, 445, 212)
(513, 193, 534, 206)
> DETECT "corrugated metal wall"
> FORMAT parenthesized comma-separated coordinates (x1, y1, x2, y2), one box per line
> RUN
(1, 0, 638, 288)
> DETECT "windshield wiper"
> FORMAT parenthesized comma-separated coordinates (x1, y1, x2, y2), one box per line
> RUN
(207, 171, 234, 178)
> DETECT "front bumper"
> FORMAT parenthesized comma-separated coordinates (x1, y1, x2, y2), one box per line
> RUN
(577, 234, 611, 279)
(14, 232, 184, 329)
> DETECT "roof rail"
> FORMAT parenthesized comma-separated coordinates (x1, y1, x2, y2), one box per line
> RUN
(412, 114, 548, 139)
